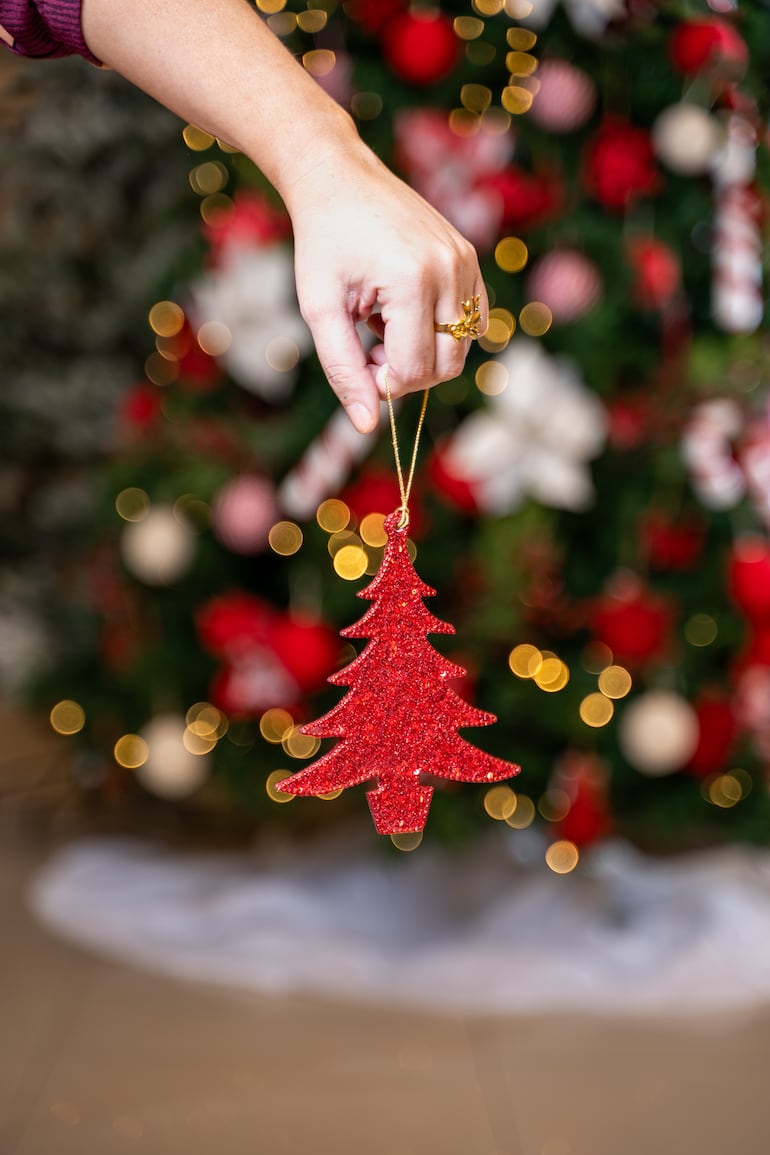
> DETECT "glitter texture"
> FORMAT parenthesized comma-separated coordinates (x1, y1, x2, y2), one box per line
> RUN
(276, 511, 520, 833)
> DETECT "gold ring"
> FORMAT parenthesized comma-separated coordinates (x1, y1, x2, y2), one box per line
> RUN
(434, 295, 482, 341)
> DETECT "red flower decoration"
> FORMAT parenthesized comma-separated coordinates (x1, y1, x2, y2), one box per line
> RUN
(477, 166, 564, 231)
(590, 576, 674, 667)
(382, 11, 461, 87)
(270, 615, 341, 695)
(584, 119, 661, 211)
(669, 18, 748, 80)
(626, 237, 681, 310)
(203, 191, 289, 261)
(196, 592, 276, 661)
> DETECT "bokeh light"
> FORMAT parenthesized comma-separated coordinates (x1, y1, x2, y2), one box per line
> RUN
(505, 793, 535, 828)
(580, 693, 614, 728)
(519, 301, 553, 335)
(509, 643, 542, 678)
(317, 499, 350, 533)
(260, 708, 294, 744)
(114, 734, 149, 769)
(475, 360, 509, 396)
(484, 784, 518, 820)
(495, 236, 529, 273)
(545, 840, 580, 874)
(282, 726, 321, 759)
(360, 513, 388, 547)
(266, 769, 294, 803)
(685, 613, 718, 647)
(115, 487, 150, 523)
(50, 700, 85, 735)
(268, 521, 303, 556)
(391, 831, 424, 851)
(334, 544, 368, 580)
(597, 665, 633, 699)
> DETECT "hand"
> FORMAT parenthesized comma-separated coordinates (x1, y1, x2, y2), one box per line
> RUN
(285, 144, 488, 433)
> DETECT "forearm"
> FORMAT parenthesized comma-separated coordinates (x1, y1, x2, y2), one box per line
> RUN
(80, 0, 367, 211)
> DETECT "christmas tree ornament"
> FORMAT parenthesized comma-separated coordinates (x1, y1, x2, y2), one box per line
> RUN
(711, 112, 763, 335)
(211, 474, 277, 555)
(527, 59, 596, 133)
(669, 18, 748, 82)
(120, 504, 196, 586)
(277, 385, 520, 833)
(525, 249, 603, 323)
(382, 10, 460, 87)
(652, 102, 722, 176)
(619, 691, 699, 777)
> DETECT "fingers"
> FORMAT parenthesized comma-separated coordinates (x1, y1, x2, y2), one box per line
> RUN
(307, 310, 381, 433)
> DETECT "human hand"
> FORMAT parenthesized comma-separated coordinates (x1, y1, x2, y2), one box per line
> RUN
(285, 143, 488, 433)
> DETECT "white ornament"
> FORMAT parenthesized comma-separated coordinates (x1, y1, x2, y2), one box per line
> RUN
(524, 0, 626, 38)
(652, 103, 722, 176)
(191, 241, 312, 402)
(443, 338, 607, 514)
(136, 713, 210, 799)
(681, 399, 746, 510)
(121, 505, 196, 586)
(619, 691, 699, 777)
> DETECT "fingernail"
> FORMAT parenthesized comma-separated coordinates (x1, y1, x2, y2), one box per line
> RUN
(348, 402, 377, 433)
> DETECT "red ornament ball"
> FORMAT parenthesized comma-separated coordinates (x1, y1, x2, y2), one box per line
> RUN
(528, 59, 596, 133)
(728, 537, 770, 621)
(526, 249, 603, 324)
(686, 695, 737, 778)
(626, 237, 681, 310)
(211, 474, 277, 555)
(382, 11, 460, 87)
(669, 18, 748, 80)
(584, 118, 660, 211)
(591, 576, 674, 667)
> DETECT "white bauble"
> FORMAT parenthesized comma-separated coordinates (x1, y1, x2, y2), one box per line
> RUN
(136, 713, 210, 799)
(121, 505, 196, 586)
(619, 691, 699, 777)
(652, 104, 722, 176)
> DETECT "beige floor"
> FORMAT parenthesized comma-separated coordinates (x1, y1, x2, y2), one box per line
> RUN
(2, 702, 770, 1155)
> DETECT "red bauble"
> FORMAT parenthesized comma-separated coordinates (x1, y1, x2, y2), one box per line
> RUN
(342, 469, 406, 525)
(626, 237, 681, 310)
(669, 18, 748, 79)
(686, 695, 737, 777)
(382, 11, 461, 86)
(120, 384, 162, 434)
(642, 511, 704, 571)
(525, 249, 603, 324)
(590, 576, 674, 667)
(583, 118, 661, 211)
(552, 751, 611, 847)
(728, 537, 770, 621)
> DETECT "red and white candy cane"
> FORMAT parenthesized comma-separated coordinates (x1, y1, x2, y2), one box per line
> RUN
(277, 404, 382, 521)
(711, 112, 763, 335)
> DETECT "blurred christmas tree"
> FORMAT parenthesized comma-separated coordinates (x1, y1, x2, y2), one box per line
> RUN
(13, 0, 770, 855)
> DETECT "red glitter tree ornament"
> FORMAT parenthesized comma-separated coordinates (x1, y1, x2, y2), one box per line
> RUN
(276, 510, 520, 833)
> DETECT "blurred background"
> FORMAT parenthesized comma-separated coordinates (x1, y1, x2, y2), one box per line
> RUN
(2, 2, 770, 1153)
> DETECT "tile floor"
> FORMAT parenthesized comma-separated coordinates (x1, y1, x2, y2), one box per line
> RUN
(2, 701, 769, 1155)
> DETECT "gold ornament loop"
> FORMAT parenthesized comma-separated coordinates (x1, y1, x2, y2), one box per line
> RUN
(434, 295, 482, 341)
(384, 370, 429, 530)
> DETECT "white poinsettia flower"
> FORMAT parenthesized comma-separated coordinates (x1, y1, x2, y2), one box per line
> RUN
(191, 241, 312, 402)
(444, 338, 607, 514)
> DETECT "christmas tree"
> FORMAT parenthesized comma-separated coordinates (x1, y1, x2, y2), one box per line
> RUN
(8, 1, 770, 858)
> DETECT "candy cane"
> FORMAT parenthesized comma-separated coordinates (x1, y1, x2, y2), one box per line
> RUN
(277, 405, 383, 521)
(711, 113, 763, 335)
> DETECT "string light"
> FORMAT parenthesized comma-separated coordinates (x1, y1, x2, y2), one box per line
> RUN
(484, 784, 518, 820)
(114, 734, 149, 769)
(505, 793, 535, 828)
(266, 769, 294, 802)
(260, 708, 294, 744)
(268, 521, 303, 555)
(597, 665, 633, 700)
(580, 693, 614, 728)
(545, 840, 580, 874)
(316, 499, 351, 533)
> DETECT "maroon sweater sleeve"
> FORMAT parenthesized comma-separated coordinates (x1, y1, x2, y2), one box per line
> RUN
(1, 0, 101, 64)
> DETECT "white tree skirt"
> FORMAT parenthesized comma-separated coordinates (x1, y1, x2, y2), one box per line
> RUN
(29, 832, 770, 1015)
